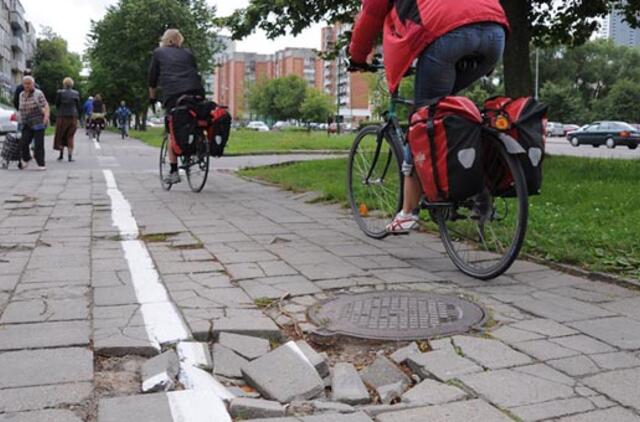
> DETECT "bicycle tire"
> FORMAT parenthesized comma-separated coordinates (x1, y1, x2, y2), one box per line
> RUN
(436, 140, 528, 280)
(185, 132, 210, 193)
(159, 133, 173, 191)
(347, 125, 404, 239)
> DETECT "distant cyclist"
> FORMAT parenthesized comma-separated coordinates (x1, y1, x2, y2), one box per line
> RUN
(349, 0, 509, 234)
(115, 101, 132, 138)
(148, 28, 205, 185)
(88, 94, 107, 141)
(82, 96, 93, 130)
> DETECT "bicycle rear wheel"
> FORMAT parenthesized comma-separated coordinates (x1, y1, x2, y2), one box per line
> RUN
(159, 133, 173, 191)
(434, 140, 528, 280)
(185, 133, 210, 193)
(347, 125, 404, 239)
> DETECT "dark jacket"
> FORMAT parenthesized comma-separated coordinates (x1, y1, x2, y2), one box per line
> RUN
(148, 46, 204, 105)
(55, 88, 81, 118)
(350, 0, 510, 91)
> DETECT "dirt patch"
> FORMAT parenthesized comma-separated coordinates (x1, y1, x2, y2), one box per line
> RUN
(94, 355, 146, 399)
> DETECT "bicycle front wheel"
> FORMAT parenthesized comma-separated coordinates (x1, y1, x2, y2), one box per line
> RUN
(185, 133, 210, 193)
(435, 140, 528, 280)
(348, 125, 404, 239)
(159, 133, 173, 191)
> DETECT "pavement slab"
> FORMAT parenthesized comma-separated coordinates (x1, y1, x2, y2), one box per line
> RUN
(0, 298, 89, 323)
(569, 317, 640, 350)
(451, 335, 533, 369)
(557, 407, 640, 422)
(401, 378, 467, 405)
(0, 320, 90, 351)
(375, 399, 513, 422)
(407, 350, 483, 382)
(583, 368, 640, 411)
(331, 363, 371, 405)
(0, 409, 83, 422)
(0, 382, 93, 413)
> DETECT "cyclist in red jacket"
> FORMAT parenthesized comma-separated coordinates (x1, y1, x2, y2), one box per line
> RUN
(350, 0, 510, 233)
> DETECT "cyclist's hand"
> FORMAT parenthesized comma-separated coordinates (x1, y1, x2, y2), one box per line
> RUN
(346, 57, 375, 73)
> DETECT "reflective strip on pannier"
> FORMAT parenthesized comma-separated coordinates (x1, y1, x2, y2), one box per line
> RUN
(408, 96, 484, 203)
(484, 96, 547, 196)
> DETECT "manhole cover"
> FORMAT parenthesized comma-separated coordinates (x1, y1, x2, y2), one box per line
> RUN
(308, 291, 486, 341)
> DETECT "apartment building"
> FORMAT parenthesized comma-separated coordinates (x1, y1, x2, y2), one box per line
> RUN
(0, 0, 36, 98)
(598, 2, 640, 47)
(213, 41, 323, 120)
(319, 25, 371, 125)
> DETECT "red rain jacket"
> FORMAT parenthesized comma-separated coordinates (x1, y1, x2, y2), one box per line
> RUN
(350, 0, 510, 92)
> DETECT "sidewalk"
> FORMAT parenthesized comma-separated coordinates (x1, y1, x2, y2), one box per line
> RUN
(0, 131, 639, 422)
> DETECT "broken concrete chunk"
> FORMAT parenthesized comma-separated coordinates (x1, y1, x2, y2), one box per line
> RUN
(296, 340, 330, 378)
(212, 343, 249, 379)
(229, 397, 286, 419)
(311, 400, 356, 414)
(242, 341, 325, 403)
(176, 341, 213, 371)
(218, 332, 271, 360)
(141, 350, 179, 393)
(390, 342, 420, 364)
(360, 356, 411, 404)
(331, 363, 371, 405)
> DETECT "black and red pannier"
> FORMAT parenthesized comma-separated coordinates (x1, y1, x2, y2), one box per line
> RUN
(207, 106, 232, 157)
(483, 97, 547, 196)
(408, 97, 485, 203)
(168, 105, 198, 156)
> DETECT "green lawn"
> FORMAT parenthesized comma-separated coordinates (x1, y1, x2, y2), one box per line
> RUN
(240, 156, 640, 280)
(130, 127, 353, 154)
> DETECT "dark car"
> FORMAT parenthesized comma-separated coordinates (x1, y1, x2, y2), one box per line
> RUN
(566, 121, 640, 150)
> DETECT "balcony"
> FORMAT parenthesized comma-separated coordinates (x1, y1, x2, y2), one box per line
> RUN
(11, 36, 24, 52)
(10, 11, 25, 31)
(11, 58, 23, 72)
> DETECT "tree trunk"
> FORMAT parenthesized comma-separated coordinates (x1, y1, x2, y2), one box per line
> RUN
(501, 0, 534, 97)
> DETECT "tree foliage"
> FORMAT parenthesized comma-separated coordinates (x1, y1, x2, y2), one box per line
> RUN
(87, 0, 219, 124)
(301, 88, 333, 123)
(600, 78, 640, 123)
(33, 28, 82, 103)
(222, 0, 640, 96)
(248, 75, 308, 121)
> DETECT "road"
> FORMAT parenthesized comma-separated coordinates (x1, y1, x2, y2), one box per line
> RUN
(0, 131, 639, 422)
(547, 136, 639, 160)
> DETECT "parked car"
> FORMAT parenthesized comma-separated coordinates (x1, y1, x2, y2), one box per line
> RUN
(566, 121, 640, 149)
(0, 104, 18, 135)
(246, 121, 270, 132)
(562, 124, 580, 136)
(546, 122, 565, 137)
(272, 121, 292, 131)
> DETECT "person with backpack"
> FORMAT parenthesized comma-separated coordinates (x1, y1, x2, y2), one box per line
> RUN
(82, 96, 93, 130)
(114, 101, 132, 138)
(349, 0, 509, 233)
(148, 28, 205, 185)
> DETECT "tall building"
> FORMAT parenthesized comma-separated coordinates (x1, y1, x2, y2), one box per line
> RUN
(319, 25, 371, 125)
(598, 3, 640, 47)
(0, 0, 36, 98)
(213, 45, 323, 120)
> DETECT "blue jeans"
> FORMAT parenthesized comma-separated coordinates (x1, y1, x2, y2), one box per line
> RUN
(403, 22, 506, 174)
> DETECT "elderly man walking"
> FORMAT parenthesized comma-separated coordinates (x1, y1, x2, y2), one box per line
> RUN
(18, 75, 50, 170)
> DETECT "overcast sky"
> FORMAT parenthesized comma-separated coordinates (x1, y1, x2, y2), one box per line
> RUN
(22, 0, 323, 55)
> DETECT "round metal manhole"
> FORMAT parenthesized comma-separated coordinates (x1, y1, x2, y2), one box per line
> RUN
(308, 291, 487, 341)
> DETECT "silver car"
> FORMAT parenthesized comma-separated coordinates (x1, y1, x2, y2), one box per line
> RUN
(0, 104, 18, 134)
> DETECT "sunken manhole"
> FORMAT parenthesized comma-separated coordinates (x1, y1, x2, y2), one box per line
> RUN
(308, 291, 487, 341)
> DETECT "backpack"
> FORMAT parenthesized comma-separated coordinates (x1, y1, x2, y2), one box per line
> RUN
(207, 107, 232, 157)
(483, 97, 547, 196)
(408, 97, 484, 203)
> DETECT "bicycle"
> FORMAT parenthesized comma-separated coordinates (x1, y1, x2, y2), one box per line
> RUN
(159, 100, 211, 193)
(347, 59, 529, 280)
(88, 117, 104, 142)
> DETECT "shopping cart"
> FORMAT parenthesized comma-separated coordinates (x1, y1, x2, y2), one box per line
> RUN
(1, 132, 21, 169)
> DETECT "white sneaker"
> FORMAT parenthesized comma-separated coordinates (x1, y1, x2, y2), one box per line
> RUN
(386, 211, 419, 234)
(164, 172, 181, 184)
(36, 166, 46, 171)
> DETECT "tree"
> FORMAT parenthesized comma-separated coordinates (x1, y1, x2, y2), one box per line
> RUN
(247, 75, 308, 121)
(601, 79, 640, 123)
(87, 0, 220, 128)
(222, 0, 640, 97)
(301, 88, 333, 125)
(540, 81, 587, 123)
(33, 28, 82, 103)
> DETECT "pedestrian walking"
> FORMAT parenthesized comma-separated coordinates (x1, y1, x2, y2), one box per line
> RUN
(18, 76, 50, 171)
(54, 77, 81, 162)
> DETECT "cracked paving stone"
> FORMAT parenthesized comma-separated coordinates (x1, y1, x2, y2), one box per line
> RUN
(0, 320, 90, 351)
(0, 409, 83, 422)
(331, 363, 371, 405)
(401, 378, 467, 405)
(550, 334, 615, 354)
(0, 298, 88, 323)
(509, 319, 578, 337)
(360, 355, 411, 404)
(557, 407, 640, 422)
(94, 326, 158, 357)
(583, 368, 640, 412)
(511, 292, 615, 322)
(218, 332, 271, 360)
(407, 350, 483, 382)
(451, 336, 532, 369)
(375, 399, 512, 422)
(513, 339, 580, 361)
(213, 343, 249, 378)
(0, 347, 93, 389)
(569, 317, 640, 350)
(588, 351, 640, 370)
(458, 368, 575, 408)
(547, 355, 602, 377)
(0, 382, 93, 413)
(510, 397, 594, 421)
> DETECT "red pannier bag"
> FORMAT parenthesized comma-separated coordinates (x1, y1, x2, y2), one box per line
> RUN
(207, 106, 232, 157)
(408, 97, 485, 203)
(483, 97, 548, 196)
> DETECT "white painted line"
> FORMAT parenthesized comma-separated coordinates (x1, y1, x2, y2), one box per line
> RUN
(179, 366, 235, 402)
(285, 341, 315, 370)
(103, 170, 190, 349)
(177, 342, 213, 371)
(94, 138, 102, 150)
(142, 371, 174, 393)
(168, 390, 231, 422)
